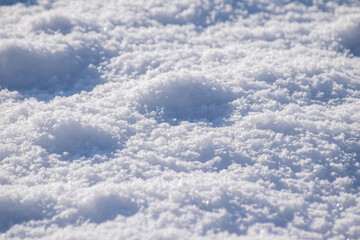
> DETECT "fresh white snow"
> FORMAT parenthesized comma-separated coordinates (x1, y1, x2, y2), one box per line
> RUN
(0, 0, 360, 239)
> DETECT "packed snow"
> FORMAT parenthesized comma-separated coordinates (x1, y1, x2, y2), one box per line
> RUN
(0, 0, 360, 239)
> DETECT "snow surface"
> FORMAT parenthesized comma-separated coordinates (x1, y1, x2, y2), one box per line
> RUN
(1, 0, 360, 239)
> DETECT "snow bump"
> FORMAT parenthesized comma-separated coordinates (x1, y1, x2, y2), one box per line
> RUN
(0, 40, 103, 99)
(137, 73, 235, 125)
(338, 21, 360, 57)
(0, 189, 55, 233)
(0, 0, 36, 6)
(76, 193, 139, 224)
(36, 121, 118, 160)
(31, 13, 74, 35)
(149, 0, 237, 26)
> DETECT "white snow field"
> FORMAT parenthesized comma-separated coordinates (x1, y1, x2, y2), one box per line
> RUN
(1, 0, 360, 239)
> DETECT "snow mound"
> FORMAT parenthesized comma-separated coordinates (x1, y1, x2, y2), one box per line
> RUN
(149, 0, 237, 26)
(76, 193, 139, 224)
(0, 40, 102, 99)
(36, 120, 117, 159)
(337, 18, 360, 56)
(136, 73, 235, 125)
(0, 0, 36, 6)
(0, 188, 54, 233)
(31, 13, 74, 35)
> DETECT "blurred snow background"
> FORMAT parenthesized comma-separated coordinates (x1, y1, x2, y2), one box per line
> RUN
(0, 0, 360, 239)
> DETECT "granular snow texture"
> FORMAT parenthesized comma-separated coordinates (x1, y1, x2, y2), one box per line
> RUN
(1, 0, 360, 239)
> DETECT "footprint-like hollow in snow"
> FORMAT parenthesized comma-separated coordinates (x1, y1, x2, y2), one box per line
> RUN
(37, 121, 118, 160)
(0, 41, 102, 99)
(137, 73, 235, 125)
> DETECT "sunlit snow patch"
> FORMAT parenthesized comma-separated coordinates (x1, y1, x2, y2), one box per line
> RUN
(137, 73, 235, 125)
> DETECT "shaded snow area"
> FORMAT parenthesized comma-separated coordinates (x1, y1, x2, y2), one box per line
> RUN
(1, 0, 360, 239)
